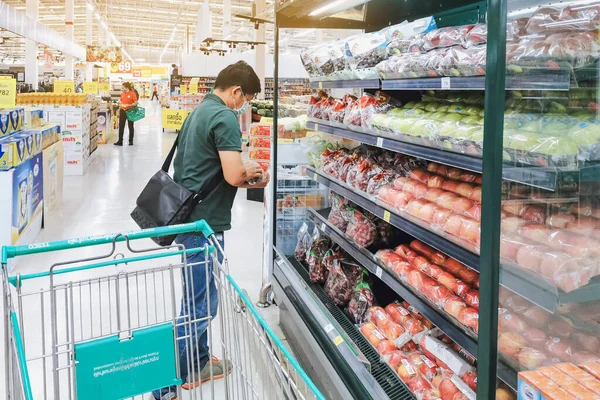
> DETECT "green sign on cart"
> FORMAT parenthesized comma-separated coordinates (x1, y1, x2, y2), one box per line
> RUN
(74, 323, 181, 400)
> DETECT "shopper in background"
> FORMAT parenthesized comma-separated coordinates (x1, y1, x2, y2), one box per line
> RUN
(151, 84, 159, 101)
(152, 61, 267, 400)
(115, 82, 138, 146)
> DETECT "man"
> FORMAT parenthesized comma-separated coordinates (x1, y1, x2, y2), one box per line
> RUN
(151, 83, 159, 101)
(152, 61, 267, 400)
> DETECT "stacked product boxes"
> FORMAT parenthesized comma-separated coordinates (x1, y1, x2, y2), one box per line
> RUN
(0, 106, 62, 253)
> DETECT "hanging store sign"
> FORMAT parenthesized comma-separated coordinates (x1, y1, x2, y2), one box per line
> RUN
(142, 68, 152, 78)
(86, 45, 123, 63)
(54, 81, 75, 94)
(179, 85, 187, 95)
(189, 78, 199, 94)
(110, 61, 133, 74)
(83, 82, 98, 94)
(0, 77, 16, 108)
(98, 82, 111, 93)
(43, 50, 53, 68)
(132, 69, 142, 78)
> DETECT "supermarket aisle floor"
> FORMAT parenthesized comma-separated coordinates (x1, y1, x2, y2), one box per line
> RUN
(0, 99, 283, 399)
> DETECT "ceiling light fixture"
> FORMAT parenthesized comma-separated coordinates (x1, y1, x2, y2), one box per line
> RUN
(308, 0, 368, 17)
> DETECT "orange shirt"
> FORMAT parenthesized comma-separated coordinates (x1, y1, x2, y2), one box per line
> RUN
(120, 91, 138, 110)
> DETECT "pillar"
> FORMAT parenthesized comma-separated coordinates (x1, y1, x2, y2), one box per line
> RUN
(25, 0, 39, 89)
(223, 0, 231, 38)
(85, 4, 93, 81)
(64, 0, 74, 80)
(255, 0, 266, 97)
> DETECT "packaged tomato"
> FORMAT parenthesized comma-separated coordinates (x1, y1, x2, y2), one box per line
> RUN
(464, 290, 479, 310)
(346, 209, 378, 248)
(294, 223, 311, 262)
(328, 204, 354, 231)
(306, 230, 331, 284)
(324, 258, 363, 306)
(465, 23, 487, 47)
(421, 25, 475, 50)
(367, 171, 394, 197)
(347, 273, 375, 325)
(343, 99, 362, 127)
(458, 307, 479, 333)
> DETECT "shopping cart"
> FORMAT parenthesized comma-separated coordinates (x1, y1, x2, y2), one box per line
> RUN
(3, 221, 325, 400)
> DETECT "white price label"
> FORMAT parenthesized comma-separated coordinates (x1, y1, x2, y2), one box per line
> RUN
(324, 323, 335, 333)
(441, 77, 451, 90)
(376, 137, 383, 147)
(320, 222, 326, 232)
(375, 266, 383, 278)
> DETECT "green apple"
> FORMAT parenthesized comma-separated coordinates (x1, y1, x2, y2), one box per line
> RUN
(442, 113, 464, 122)
(568, 122, 600, 146)
(507, 132, 542, 150)
(467, 127, 484, 143)
(438, 105, 450, 113)
(504, 118, 520, 130)
(404, 108, 426, 118)
(414, 102, 429, 110)
(403, 101, 417, 109)
(534, 136, 579, 155)
(462, 116, 480, 125)
(428, 112, 446, 121)
(388, 108, 405, 116)
(425, 102, 440, 112)
(409, 120, 440, 137)
(439, 121, 459, 136)
(465, 105, 483, 116)
(390, 118, 418, 133)
(371, 114, 387, 127)
(519, 120, 542, 133)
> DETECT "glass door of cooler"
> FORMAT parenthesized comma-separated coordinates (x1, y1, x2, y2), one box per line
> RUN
(487, 2, 600, 399)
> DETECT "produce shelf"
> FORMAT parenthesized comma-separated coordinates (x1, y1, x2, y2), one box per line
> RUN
(309, 79, 381, 90)
(306, 207, 518, 391)
(306, 166, 600, 312)
(306, 119, 566, 191)
(381, 72, 570, 91)
(306, 166, 481, 271)
(273, 247, 415, 400)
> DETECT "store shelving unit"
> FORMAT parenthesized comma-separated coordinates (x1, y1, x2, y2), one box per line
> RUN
(272, 0, 600, 399)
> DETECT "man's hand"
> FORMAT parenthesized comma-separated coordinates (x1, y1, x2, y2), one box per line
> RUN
(244, 161, 263, 181)
(240, 172, 270, 188)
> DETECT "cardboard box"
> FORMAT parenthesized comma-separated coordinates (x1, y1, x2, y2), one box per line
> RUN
(0, 135, 27, 170)
(0, 108, 24, 137)
(42, 141, 63, 219)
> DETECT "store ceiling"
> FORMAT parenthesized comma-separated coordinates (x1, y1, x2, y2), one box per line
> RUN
(1, 0, 344, 64)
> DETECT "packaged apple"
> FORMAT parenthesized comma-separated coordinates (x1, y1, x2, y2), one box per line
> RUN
(526, 5, 600, 34)
(368, 306, 412, 348)
(360, 322, 397, 355)
(421, 335, 475, 378)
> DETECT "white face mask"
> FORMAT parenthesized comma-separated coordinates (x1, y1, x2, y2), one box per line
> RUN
(230, 87, 248, 116)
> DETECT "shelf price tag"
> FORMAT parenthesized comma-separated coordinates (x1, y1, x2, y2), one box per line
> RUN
(189, 83, 198, 94)
(383, 210, 391, 222)
(54, 80, 75, 93)
(0, 78, 16, 108)
(376, 137, 383, 147)
(313, 172, 317, 181)
(375, 266, 383, 279)
(318, 82, 323, 89)
(314, 123, 319, 132)
(83, 81, 98, 94)
(180, 85, 187, 95)
(324, 323, 335, 333)
(441, 77, 451, 90)
(333, 335, 344, 346)
(320, 222, 326, 232)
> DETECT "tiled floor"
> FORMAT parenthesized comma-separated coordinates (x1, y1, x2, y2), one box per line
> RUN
(0, 100, 284, 399)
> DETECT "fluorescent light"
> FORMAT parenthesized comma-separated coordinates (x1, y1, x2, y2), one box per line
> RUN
(138, 58, 145, 62)
(86, 3, 94, 10)
(295, 29, 315, 38)
(309, 0, 368, 16)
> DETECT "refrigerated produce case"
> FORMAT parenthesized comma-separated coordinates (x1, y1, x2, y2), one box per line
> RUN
(269, 1, 600, 399)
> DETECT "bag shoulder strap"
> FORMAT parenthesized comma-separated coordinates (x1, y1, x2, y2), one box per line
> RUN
(197, 169, 224, 201)
(161, 111, 191, 172)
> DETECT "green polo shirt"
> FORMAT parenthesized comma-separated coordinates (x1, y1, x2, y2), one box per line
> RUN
(173, 93, 241, 232)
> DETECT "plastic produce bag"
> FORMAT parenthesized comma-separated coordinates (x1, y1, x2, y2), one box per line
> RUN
(328, 204, 354, 232)
(306, 229, 331, 284)
(368, 306, 412, 348)
(346, 209, 378, 248)
(294, 223, 311, 261)
(324, 258, 363, 306)
(347, 271, 375, 324)
(420, 25, 475, 51)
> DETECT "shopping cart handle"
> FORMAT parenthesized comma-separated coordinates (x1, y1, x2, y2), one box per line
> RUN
(2, 220, 215, 262)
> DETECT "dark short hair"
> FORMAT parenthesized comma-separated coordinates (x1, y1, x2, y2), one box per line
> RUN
(214, 61, 261, 95)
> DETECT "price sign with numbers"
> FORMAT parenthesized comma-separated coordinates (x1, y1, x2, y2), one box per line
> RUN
(54, 81, 75, 93)
(98, 82, 110, 93)
(189, 83, 198, 94)
(0, 78, 16, 108)
(179, 85, 187, 95)
(83, 82, 98, 94)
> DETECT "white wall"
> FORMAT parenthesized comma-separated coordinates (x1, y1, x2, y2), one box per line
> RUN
(180, 50, 308, 79)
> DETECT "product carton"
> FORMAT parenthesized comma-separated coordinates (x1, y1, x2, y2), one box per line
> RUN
(0, 135, 26, 170)
(0, 108, 24, 137)
(23, 108, 44, 128)
(41, 124, 60, 150)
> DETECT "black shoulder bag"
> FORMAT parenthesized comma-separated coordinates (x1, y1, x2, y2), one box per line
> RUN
(130, 131, 223, 246)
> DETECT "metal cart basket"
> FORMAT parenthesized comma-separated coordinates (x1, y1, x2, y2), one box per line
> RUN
(3, 221, 325, 400)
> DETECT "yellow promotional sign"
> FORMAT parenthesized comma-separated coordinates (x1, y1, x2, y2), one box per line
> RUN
(151, 66, 167, 75)
(142, 68, 152, 78)
(98, 82, 111, 93)
(0, 78, 16, 108)
(180, 85, 187, 95)
(54, 80, 75, 93)
(83, 81, 98, 94)
(162, 109, 191, 130)
(189, 83, 198, 94)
